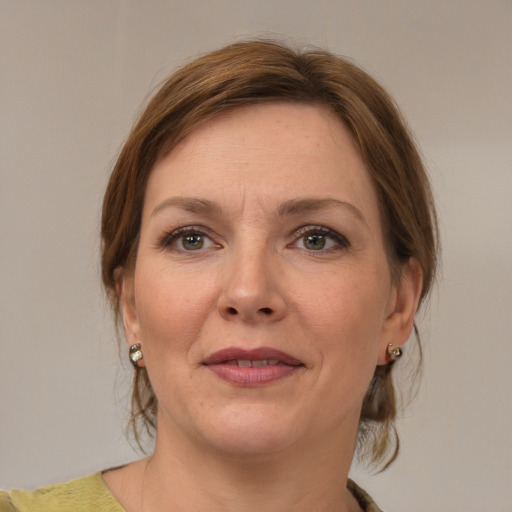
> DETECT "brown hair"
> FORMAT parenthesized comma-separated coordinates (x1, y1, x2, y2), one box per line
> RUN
(101, 39, 438, 469)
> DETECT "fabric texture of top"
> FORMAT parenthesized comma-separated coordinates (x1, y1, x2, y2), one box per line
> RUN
(1, 472, 383, 512)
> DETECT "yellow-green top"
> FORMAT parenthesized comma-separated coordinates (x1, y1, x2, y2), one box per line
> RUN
(0, 473, 123, 512)
(1, 473, 383, 511)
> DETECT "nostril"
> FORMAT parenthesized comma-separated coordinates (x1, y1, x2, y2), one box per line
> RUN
(227, 307, 237, 315)
(259, 307, 273, 315)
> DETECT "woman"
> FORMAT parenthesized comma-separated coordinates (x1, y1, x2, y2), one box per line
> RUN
(1, 40, 438, 512)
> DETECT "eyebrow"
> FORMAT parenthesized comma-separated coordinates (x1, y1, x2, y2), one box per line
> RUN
(151, 197, 222, 217)
(151, 196, 367, 226)
(278, 198, 368, 226)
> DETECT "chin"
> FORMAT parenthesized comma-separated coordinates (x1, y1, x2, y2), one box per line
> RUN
(193, 405, 303, 458)
(207, 427, 297, 458)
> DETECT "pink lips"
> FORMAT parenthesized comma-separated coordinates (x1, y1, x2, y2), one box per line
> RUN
(203, 347, 304, 386)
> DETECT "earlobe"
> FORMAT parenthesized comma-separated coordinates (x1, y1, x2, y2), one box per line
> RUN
(115, 268, 142, 355)
(378, 258, 423, 365)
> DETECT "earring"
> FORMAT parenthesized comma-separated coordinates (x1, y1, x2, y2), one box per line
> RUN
(386, 343, 403, 363)
(129, 343, 143, 368)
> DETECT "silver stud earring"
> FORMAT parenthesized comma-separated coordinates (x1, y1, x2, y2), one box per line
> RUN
(129, 343, 143, 368)
(386, 343, 403, 363)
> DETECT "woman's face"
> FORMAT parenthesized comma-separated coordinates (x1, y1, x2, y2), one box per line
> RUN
(122, 103, 415, 457)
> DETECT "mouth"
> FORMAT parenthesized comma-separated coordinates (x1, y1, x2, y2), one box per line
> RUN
(202, 347, 305, 386)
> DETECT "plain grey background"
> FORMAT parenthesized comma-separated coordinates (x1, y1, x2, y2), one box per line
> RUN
(1, 1, 511, 511)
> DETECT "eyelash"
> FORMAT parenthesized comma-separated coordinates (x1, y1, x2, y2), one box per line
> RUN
(157, 225, 350, 253)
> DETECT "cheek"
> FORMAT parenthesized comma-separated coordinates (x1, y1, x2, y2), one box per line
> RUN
(131, 264, 220, 412)
(133, 261, 218, 355)
(297, 264, 387, 334)
(292, 265, 389, 372)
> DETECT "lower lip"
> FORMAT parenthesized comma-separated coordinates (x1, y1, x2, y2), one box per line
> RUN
(205, 363, 302, 386)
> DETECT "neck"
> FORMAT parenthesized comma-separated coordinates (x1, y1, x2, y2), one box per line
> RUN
(143, 415, 362, 512)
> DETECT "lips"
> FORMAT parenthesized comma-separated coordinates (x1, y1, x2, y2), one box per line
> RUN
(203, 347, 304, 386)
(203, 347, 303, 366)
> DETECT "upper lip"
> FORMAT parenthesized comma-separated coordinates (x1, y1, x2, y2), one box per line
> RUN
(203, 347, 303, 366)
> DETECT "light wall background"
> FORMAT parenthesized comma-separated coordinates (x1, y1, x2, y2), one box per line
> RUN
(1, 2, 511, 511)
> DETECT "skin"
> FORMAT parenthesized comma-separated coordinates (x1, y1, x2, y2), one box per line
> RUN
(104, 103, 422, 512)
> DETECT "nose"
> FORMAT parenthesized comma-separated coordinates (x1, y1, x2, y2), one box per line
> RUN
(217, 244, 287, 324)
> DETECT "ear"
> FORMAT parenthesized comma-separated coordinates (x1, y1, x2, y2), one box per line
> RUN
(377, 258, 423, 365)
(115, 267, 145, 367)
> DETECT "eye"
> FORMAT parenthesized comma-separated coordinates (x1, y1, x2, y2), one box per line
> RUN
(180, 233, 206, 250)
(291, 226, 349, 253)
(159, 226, 219, 252)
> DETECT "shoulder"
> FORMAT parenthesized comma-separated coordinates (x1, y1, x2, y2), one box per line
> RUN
(0, 492, 16, 512)
(1, 473, 125, 512)
(347, 479, 385, 512)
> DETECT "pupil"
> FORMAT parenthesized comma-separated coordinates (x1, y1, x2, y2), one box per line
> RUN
(305, 234, 325, 250)
(183, 234, 203, 249)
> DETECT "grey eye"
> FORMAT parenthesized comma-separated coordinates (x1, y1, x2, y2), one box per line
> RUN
(181, 234, 205, 250)
(291, 226, 349, 252)
(303, 234, 326, 250)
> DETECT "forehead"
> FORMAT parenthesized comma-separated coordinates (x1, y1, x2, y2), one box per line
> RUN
(144, 103, 381, 227)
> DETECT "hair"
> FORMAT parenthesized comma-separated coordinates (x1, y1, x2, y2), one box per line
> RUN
(101, 39, 438, 469)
